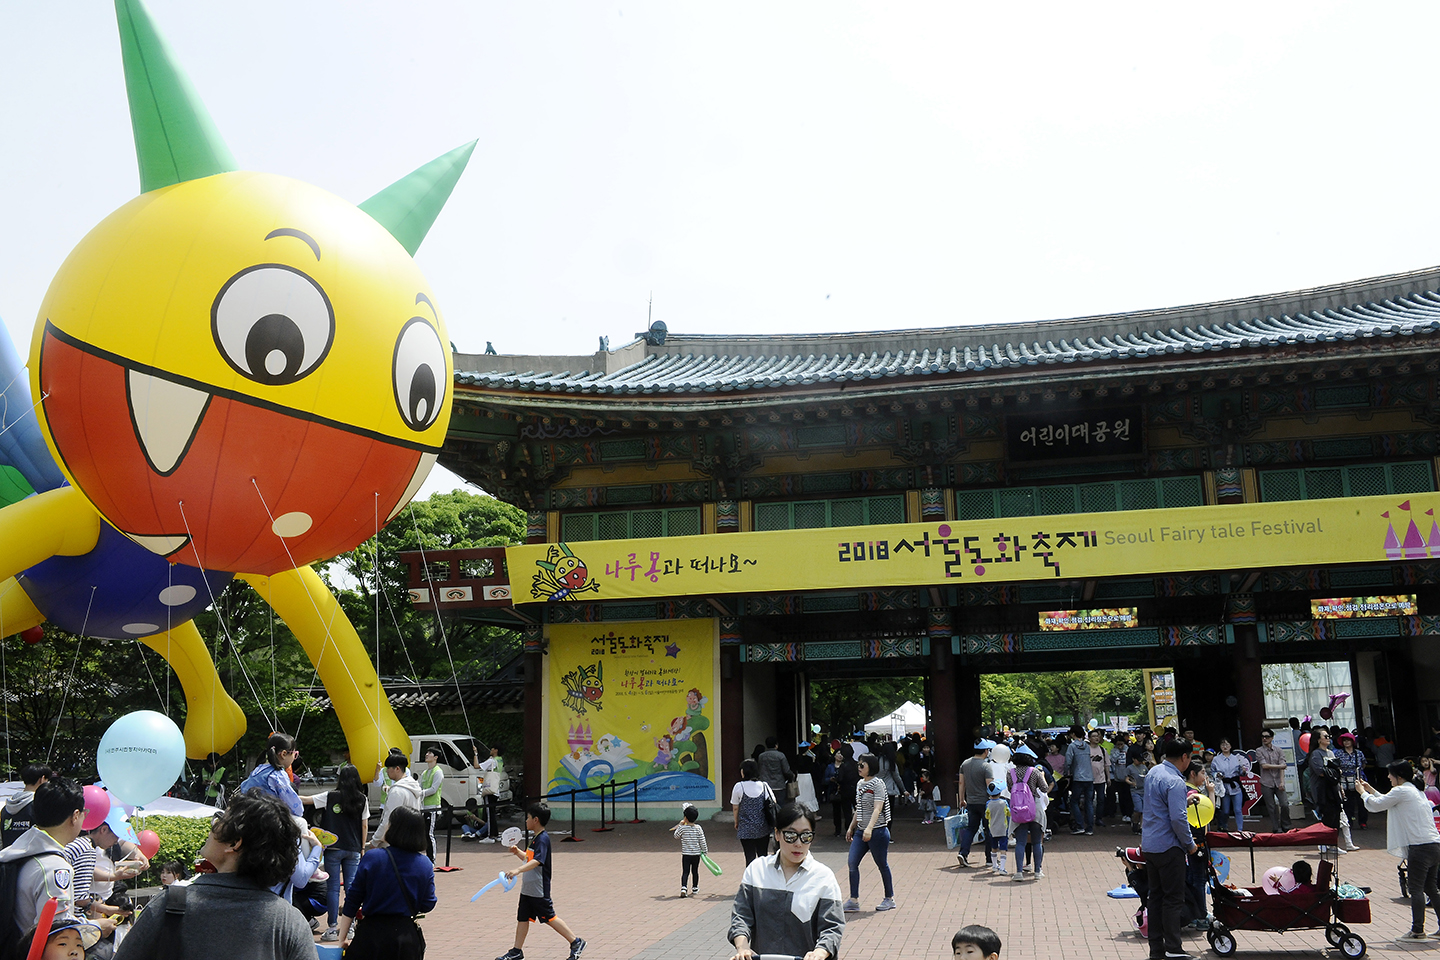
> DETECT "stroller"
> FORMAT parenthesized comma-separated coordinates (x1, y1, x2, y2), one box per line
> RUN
(1203, 822, 1370, 958)
(1115, 847, 1207, 936)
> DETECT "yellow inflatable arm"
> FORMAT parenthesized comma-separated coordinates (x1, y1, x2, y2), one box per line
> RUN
(0, 488, 101, 582)
(0, 578, 44, 636)
(137, 620, 247, 759)
(239, 566, 408, 776)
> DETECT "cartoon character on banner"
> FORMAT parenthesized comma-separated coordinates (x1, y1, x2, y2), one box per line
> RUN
(561, 663, 604, 715)
(530, 544, 599, 601)
(670, 687, 710, 779)
(0, 0, 474, 774)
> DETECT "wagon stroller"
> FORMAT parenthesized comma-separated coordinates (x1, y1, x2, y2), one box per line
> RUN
(1202, 822, 1371, 958)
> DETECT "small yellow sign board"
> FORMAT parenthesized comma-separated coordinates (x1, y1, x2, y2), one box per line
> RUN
(507, 492, 1440, 603)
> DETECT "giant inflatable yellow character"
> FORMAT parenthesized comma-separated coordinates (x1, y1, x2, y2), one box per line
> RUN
(0, 0, 474, 773)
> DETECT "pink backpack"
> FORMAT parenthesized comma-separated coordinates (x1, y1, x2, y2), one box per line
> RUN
(1009, 768, 1037, 824)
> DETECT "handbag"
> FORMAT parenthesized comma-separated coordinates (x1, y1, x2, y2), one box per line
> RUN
(785, 781, 800, 800)
(762, 784, 780, 827)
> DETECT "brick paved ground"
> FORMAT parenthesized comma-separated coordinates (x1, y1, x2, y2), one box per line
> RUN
(373, 810, 1425, 960)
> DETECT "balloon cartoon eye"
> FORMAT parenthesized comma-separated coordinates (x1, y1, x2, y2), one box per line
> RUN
(211, 265, 335, 385)
(392, 317, 446, 430)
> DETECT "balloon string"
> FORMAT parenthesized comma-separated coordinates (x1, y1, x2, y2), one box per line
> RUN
(176, 502, 274, 732)
(406, 504, 473, 742)
(0, 580, 9, 779)
(130, 636, 167, 712)
(374, 494, 381, 764)
(0, 390, 48, 443)
(377, 566, 437, 736)
(246, 479, 378, 743)
(164, 564, 172, 715)
(47, 586, 95, 766)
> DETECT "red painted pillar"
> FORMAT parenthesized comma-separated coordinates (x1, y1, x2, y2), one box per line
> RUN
(927, 609, 960, 806)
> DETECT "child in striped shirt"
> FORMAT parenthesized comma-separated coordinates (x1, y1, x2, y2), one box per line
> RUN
(672, 804, 708, 898)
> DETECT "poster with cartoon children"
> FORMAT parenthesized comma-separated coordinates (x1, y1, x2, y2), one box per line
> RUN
(547, 618, 718, 803)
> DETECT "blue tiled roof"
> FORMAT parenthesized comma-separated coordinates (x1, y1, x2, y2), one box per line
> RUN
(454, 269, 1440, 396)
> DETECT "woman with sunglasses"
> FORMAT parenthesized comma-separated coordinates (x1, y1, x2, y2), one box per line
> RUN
(844, 754, 895, 912)
(729, 803, 844, 960)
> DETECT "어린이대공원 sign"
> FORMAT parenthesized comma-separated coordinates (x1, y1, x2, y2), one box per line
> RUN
(508, 493, 1440, 603)
(546, 618, 718, 803)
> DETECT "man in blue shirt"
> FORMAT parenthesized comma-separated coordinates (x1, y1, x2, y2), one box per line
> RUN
(1142, 738, 1199, 960)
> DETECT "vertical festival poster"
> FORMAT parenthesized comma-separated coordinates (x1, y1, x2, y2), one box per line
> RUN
(546, 618, 718, 803)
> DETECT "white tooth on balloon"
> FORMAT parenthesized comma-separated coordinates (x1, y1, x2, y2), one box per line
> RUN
(127, 369, 210, 474)
(386, 452, 439, 522)
(127, 533, 190, 556)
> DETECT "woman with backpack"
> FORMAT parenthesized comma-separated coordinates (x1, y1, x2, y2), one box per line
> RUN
(1007, 745, 1048, 881)
(732, 759, 778, 864)
(844, 754, 895, 912)
(303, 764, 368, 942)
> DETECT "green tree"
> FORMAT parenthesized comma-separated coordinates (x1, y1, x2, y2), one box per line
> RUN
(809, 678, 924, 739)
(323, 490, 528, 682)
(979, 674, 1039, 729)
(0, 623, 171, 781)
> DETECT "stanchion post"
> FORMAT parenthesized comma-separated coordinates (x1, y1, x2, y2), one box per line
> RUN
(435, 809, 462, 872)
(591, 782, 614, 832)
(562, 786, 584, 842)
(628, 779, 645, 823)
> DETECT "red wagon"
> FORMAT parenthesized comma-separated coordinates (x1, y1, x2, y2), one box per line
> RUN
(1203, 823, 1370, 958)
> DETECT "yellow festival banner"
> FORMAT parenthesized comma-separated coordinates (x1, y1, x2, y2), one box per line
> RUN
(545, 618, 719, 803)
(510, 492, 1440, 602)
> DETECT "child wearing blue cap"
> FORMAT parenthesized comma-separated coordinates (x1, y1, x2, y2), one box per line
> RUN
(984, 782, 1009, 875)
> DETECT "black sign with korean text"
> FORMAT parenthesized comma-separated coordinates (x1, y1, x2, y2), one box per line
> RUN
(1005, 405, 1145, 463)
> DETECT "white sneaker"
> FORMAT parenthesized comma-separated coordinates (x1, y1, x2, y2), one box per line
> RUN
(1011, 870, 1024, 882)
(1035, 869, 1045, 878)
(1122, 816, 1131, 823)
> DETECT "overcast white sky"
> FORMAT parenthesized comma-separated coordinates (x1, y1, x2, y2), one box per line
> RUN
(4, 2, 1439, 497)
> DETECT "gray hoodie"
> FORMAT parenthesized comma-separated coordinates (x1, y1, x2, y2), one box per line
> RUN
(373, 774, 422, 845)
(0, 826, 77, 933)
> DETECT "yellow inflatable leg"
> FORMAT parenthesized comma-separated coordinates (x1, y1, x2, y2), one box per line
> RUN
(137, 620, 247, 759)
(0, 488, 100, 581)
(239, 567, 408, 777)
(0, 578, 45, 636)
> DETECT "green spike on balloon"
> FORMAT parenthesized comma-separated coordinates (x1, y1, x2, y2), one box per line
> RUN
(115, 0, 236, 193)
(360, 141, 477, 256)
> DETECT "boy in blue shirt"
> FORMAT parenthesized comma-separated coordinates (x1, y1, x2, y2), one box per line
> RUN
(495, 803, 586, 960)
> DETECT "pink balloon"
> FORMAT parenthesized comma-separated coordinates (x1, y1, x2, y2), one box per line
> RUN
(1298, 732, 1311, 754)
(81, 785, 110, 831)
(137, 829, 161, 860)
(1425, 786, 1439, 808)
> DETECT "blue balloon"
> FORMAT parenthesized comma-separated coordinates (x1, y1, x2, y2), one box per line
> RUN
(96, 710, 185, 806)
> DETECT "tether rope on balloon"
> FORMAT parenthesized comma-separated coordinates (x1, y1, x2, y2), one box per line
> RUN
(177, 501, 275, 733)
(46, 585, 95, 766)
(247, 480, 379, 751)
(405, 504, 475, 743)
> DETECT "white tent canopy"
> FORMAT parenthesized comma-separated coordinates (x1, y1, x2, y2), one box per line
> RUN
(863, 700, 926, 736)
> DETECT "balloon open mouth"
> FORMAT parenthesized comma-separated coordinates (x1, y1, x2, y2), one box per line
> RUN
(38, 322, 441, 574)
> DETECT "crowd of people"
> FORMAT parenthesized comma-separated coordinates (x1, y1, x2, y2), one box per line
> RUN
(4, 715, 1438, 960)
(0, 735, 521, 960)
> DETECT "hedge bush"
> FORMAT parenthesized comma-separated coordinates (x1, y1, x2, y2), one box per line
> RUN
(130, 814, 212, 886)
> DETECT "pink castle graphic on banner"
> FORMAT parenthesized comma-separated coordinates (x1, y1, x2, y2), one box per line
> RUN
(1381, 501, 1439, 560)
